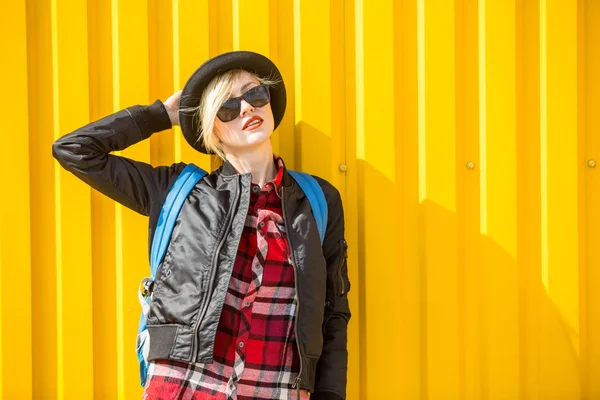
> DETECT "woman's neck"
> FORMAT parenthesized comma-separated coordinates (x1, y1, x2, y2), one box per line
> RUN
(223, 142, 278, 187)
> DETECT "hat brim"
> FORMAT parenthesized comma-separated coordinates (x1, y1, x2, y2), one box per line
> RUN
(178, 51, 286, 154)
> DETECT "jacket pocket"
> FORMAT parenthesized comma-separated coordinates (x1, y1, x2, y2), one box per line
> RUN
(336, 239, 349, 296)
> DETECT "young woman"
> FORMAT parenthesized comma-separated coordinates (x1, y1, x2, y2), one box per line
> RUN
(53, 51, 350, 400)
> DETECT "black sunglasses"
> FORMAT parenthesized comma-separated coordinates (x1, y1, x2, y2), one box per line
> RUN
(217, 84, 271, 122)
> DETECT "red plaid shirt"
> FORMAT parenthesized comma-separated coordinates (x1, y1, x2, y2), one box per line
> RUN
(143, 155, 309, 400)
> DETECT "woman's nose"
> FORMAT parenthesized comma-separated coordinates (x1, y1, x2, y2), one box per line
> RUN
(239, 99, 254, 116)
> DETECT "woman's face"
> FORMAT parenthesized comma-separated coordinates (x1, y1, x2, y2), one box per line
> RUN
(214, 71, 275, 153)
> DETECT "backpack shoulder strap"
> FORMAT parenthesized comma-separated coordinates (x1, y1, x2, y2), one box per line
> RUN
(287, 170, 328, 245)
(150, 163, 207, 276)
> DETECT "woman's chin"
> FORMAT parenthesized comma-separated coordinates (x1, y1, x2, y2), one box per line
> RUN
(227, 133, 272, 151)
(244, 129, 272, 142)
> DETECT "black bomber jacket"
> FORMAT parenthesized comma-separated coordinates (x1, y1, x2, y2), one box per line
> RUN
(52, 99, 351, 400)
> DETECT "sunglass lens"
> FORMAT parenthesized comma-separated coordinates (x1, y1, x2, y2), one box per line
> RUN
(217, 99, 240, 122)
(244, 85, 270, 108)
(217, 85, 271, 122)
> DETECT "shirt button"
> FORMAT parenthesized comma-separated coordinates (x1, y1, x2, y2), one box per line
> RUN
(259, 221, 265, 228)
(252, 186, 259, 193)
(239, 342, 245, 348)
(245, 301, 251, 308)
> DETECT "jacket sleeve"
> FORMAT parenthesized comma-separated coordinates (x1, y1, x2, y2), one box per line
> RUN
(52, 99, 184, 216)
(312, 184, 352, 400)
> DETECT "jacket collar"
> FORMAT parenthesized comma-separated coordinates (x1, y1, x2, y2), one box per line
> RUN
(220, 154, 294, 188)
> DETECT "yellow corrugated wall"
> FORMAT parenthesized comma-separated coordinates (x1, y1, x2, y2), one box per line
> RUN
(1, 0, 598, 398)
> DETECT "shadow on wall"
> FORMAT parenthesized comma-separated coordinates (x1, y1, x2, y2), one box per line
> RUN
(353, 156, 582, 399)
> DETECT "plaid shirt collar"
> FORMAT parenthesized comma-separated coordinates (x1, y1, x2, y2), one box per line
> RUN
(226, 154, 285, 197)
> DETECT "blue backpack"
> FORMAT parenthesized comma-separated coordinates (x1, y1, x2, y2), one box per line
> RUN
(136, 163, 329, 386)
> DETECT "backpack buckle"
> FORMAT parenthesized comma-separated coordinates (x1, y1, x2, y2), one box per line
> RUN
(140, 278, 154, 298)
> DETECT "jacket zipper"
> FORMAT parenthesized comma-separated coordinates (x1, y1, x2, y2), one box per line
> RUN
(190, 181, 240, 361)
(281, 188, 303, 399)
(323, 239, 349, 332)
(337, 239, 348, 295)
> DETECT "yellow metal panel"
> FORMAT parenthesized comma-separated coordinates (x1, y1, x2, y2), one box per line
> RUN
(234, 0, 270, 56)
(6, 0, 598, 398)
(174, 0, 211, 167)
(112, 1, 153, 399)
(51, 0, 95, 397)
(456, 0, 482, 398)
(482, 1, 520, 399)
(272, 0, 296, 166)
(581, 1, 600, 399)
(88, 0, 118, 398)
(329, 1, 347, 191)
(0, 241, 2, 397)
(422, 1, 460, 399)
(0, 1, 32, 398)
(356, 0, 406, 399)
(149, 0, 176, 167)
(295, 0, 332, 180)
(541, 0, 581, 397)
(233, 0, 275, 157)
(26, 0, 60, 396)
(516, 1, 543, 399)
(394, 1, 422, 398)
(215, 0, 233, 57)
(343, 2, 361, 400)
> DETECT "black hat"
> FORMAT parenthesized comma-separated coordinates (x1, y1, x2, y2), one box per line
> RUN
(178, 51, 287, 154)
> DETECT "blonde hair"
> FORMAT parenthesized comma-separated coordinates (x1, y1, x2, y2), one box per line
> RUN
(180, 69, 281, 161)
